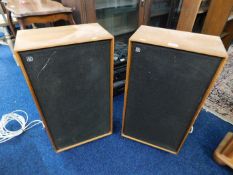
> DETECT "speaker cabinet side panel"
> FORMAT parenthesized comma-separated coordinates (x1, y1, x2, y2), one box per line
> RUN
(122, 42, 222, 153)
(18, 40, 112, 151)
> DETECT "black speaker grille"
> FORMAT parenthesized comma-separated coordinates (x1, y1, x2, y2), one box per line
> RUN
(124, 42, 221, 152)
(20, 40, 111, 149)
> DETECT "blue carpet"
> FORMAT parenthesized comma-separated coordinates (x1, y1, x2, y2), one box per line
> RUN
(0, 45, 233, 175)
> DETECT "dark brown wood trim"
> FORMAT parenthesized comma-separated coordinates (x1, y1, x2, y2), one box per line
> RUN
(222, 19, 233, 49)
(5, 9, 16, 37)
(84, 0, 96, 23)
(17, 12, 75, 28)
(62, 0, 83, 23)
(138, 0, 152, 26)
(62, 0, 96, 24)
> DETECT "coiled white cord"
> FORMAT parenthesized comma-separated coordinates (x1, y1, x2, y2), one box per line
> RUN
(0, 110, 44, 143)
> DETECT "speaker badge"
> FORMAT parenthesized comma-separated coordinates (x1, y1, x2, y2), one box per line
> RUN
(26, 56, 33, 62)
(135, 47, 141, 53)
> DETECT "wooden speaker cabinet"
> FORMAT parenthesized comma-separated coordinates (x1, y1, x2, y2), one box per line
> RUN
(14, 23, 114, 153)
(122, 26, 228, 154)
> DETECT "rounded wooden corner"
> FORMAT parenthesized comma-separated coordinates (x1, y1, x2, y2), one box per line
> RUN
(213, 151, 226, 166)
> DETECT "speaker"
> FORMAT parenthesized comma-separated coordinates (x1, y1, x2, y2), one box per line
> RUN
(122, 26, 228, 154)
(14, 23, 114, 153)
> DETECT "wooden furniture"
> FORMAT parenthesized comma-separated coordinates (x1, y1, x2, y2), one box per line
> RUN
(214, 132, 233, 169)
(122, 25, 227, 154)
(0, 1, 16, 42)
(0, 1, 18, 64)
(62, 0, 151, 27)
(148, 0, 171, 26)
(176, 0, 233, 49)
(166, 0, 182, 28)
(176, 0, 202, 31)
(222, 18, 233, 49)
(202, 0, 233, 48)
(62, 0, 186, 33)
(62, 0, 179, 36)
(61, 0, 185, 55)
(61, 0, 146, 98)
(146, 0, 182, 29)
(5, 0, 75, 30)
(14, 23, 114, 153)
(176, 0, 210, 32)
(0, 1, 17, 36)
(202, 0, 233, 35)
(138, 0, 152, 26)
(62, 0, 96, 24)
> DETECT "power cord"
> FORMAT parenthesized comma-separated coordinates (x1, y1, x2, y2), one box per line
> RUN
(0, 110, 44, 143)
(189, 126, 194, 134)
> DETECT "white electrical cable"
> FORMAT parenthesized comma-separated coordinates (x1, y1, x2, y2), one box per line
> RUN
(189, 126, 194, 134)
(0, 110, 44, 143)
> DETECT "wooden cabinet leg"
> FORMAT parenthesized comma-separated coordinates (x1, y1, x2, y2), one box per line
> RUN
(18, 18, 27, 29)
(6, 10, 16, 37)
(214, 132, 233, 169)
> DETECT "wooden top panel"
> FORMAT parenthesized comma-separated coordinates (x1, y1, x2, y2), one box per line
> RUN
(130, 25, 228, 58)
(6, 0, 72, 17)
(14, 23, 113, 52)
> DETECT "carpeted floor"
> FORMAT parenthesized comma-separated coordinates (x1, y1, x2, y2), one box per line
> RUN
(204, 45, 233, 125)
(0, 45, 233, 175)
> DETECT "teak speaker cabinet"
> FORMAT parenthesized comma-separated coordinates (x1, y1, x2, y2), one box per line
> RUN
(14, 23, 114, 153)
(122, 25, 228, 154)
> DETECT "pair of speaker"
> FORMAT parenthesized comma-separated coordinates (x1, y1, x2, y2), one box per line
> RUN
(14, 23, 227, 154)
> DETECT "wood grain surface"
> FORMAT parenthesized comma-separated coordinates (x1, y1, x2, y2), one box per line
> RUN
(6, 0, 72, 17)
(14, 23, 113, 51)
(130, 25, 227, 58)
